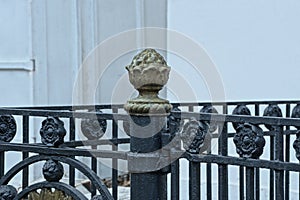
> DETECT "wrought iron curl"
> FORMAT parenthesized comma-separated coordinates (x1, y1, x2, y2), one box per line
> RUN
(293, 130, 300, 161)
(0, 185, 17, 200)
(233, 123, 265, 159)
(200, 105, 218, 132)
(232, 104, 251, 130)
(81, 109, 107, 140)
(40, 117, 66, 147)
(0, 115, 17, 143)
(180, 118, 211, 154)
(263, 104, 283, 131)
(42, 159, 64, 182)
(292, 104, 300, 160)
(168, 106, 183, 135)
(91, 195, 104, 200)
(291, 103, 300, 129)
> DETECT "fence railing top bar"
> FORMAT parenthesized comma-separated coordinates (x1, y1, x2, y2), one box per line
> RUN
(1, 107, 300, 126)
(174, 111, 300, 126)
(0, 108, 129, 120)
(4, 99, 300, 110)
(6, 104, 125, 110)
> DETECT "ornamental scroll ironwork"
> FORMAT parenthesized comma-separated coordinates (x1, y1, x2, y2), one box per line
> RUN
(263, 104, 283, 131)
(180, 118, 211, 154)
(40, 117, 66, 147)
(233, 123, 265, 158)
(168, 106, 183, 135)
(0, 185, 17, 200)
(232, 104, 251, 130)
(28, 160, 72, 200)
(91, 195, 104, 200)
(292, 104, 300, 160)
(42, 160, 64, 182)
(0, 115, 17, 143)
(200, 105, 218, 132)
(81, 109, 107, 140)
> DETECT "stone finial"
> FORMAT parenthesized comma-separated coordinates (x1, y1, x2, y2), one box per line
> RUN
(124, 49, 172, 115)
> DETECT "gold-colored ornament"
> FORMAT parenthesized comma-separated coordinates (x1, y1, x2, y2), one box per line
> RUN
(28, 188, 73, 200)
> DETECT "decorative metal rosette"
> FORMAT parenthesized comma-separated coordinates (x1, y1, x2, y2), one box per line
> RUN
(0, 185, 17, 200)
(293, 130, 300, 160)
(263, 104, 283, 131)
(291, 104, 300, 129)
(232, 105, 251, 130)
(233, 123, 265, 159)
(42, 159, 64, 182)
(81, 109, 107, 140)
(168, 106, 183, 135)
(180, 118, 211, 154)
(91, 195, 104, 200)
(200, 105, 218, 133)
(40, 117, 66, 147)
(0, 115, 17, 142)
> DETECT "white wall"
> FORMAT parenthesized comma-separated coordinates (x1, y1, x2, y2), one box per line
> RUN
(167, 0, 300, 102)
(167, 1, 300, 198)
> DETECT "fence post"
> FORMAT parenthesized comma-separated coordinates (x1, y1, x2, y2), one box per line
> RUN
(124, 49, 172, 200)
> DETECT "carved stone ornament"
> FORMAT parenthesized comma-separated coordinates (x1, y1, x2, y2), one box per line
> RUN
(43, 159, 64, 182)
(0, 115, 17, 142)
(200, 105, 218, 133)
(180, 118, 211, 154)
(40, 117, 66, 147)
(0, 185, 17, 200)
(233, 123, 265, 159)
(124, 49, 172, 115)
(232, 105, 251, 130)
(263, 104, 283, 131)
(28, 188, 72, 200)
(291, 104, 300, 129)
(81, 110, 107, 140)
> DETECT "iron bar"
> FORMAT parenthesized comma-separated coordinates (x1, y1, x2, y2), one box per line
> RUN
(22, 115, 29, 189)
(189, 162, 200, 200)
(112, 107, 118, 200)
(69, 117, 75, 187)
(171, 160, 180, 200)
(218, 105, 228, 200)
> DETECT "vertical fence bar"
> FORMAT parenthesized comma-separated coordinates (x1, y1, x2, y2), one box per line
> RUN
(91, 145, 97, 197)
(188, 105, 201, 200)
(207, 145, 212, 200)
(246, 167, 255, 200)
(69, 117, 75, 187)
(270, 131, 275, 200)
(285, 103, 290, 200)
(189, 162, 200, 200)
(275, 126, 284, 200)
(171, 160, 180, 200)
(112, 107, 118, 200)
(0, 151, 4, 177)
(239, 167, 244, 200)
(22, 115, 29, 189)
(218, 104, 228, 200)
(254, 104, 260, 200)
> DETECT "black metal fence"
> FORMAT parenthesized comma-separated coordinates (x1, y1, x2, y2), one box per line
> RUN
(0, 100, 300, 199)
